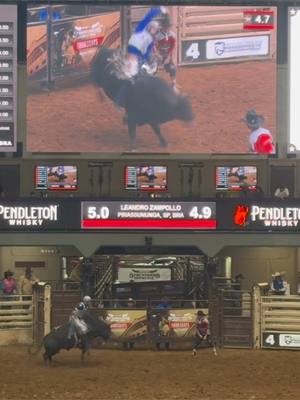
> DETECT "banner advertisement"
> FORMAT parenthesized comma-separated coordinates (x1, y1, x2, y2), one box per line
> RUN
(0, 200, 80, 231)
(150, 308, 209, 339)
(218, 200, 300, 231)
(101, 309, 148, 340)
(117, 268, 171, 283)
(206, 35, 269, 60)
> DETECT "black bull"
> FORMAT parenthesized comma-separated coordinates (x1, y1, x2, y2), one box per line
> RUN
(91, 48, 194, 150)
(29, 312, 110, 364)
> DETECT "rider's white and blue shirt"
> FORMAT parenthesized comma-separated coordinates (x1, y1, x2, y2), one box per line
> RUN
(128, 7, 163, 62)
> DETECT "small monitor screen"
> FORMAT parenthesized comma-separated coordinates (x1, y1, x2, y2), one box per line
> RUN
(125, 166, 167, 191)
(35, 166, 78, 190)
(216, 166, 257, 191)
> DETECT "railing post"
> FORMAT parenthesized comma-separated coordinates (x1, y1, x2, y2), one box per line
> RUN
(252, 286, 261, 349)
(44, 284, 51, 335)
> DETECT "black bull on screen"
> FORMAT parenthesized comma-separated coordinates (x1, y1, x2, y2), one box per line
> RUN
(90, 47, 194, 151)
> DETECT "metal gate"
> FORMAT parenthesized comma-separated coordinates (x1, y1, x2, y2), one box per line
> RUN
(261, 295, 300, 350)
(215, 289, 253, 348)
(51, 290, 81, 328)
(32, 284, 51, 345)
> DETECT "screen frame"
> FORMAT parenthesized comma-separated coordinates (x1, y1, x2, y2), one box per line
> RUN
(34, 164, 78, 191)
(23, 2, 278, 159)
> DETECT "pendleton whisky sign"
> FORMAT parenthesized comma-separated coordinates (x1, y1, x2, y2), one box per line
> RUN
(218, 201, 300, 231)
(0, 200, 80, 231)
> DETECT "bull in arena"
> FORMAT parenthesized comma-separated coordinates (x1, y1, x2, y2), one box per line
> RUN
(91, 48, 194, 150)
(29, 311, 110, 365)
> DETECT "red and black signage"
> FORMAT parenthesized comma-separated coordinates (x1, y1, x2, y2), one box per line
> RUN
(243, 9, 274, 30)
(81, 201, 217, 230)
(217, 200, 300, 231)
(1, 199, 300, 233)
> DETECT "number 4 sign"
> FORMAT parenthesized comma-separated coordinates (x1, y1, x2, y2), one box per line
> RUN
(181, 39, 205, 63)
(185, 43, 200, 60)
(262, 332, 279, 347)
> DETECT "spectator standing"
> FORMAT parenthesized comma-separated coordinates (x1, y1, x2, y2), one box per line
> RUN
(18, 266, 39, 298)
(2, 270, 17, 297)
(270, 272, 288, 295)
(274, 186, 290, 200)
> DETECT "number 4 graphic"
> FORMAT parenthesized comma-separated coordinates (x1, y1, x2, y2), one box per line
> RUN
(265, 334, 275, 345)
(186, 43, 200, 60)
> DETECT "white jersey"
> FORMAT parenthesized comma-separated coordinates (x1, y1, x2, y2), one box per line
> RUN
(248, 127, 272, 152)
(128, 30, 153, 58)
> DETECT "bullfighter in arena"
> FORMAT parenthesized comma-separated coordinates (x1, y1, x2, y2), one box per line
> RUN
(154, 14, 178, 91)
(242, 109, 274, 154)
(192, 310, 211, 355)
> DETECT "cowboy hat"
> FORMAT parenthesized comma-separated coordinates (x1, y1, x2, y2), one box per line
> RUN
(241, 110, 264, 129)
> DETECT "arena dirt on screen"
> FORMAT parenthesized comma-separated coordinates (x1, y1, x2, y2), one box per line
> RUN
(1, 347, 299, 399)
(27, 59, 276, 153)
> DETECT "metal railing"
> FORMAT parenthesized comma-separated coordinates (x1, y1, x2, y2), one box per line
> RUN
(0, 295, 33, 330)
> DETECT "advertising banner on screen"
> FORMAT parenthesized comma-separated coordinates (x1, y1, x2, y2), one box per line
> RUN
(27, 11, 119, 82)
(26, 5, 277, 154)
(206, 35, 269, 60)
(100, 309, 148, 340)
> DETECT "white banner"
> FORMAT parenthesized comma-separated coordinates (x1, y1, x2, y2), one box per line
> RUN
(117, 268, 171, 283)
(279, 334, 300, 347)
(206, 35, 269, 60)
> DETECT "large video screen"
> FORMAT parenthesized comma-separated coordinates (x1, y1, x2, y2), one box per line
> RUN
(27, 5, 277, 154)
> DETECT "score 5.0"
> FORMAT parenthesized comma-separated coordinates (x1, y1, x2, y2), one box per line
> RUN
(87, 206, 110, 219)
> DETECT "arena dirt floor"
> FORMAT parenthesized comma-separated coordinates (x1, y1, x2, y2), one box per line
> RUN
(27, 59, 276, 153)
(1, 346, 299, 400)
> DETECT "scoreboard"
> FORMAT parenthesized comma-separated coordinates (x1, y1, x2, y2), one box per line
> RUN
(0, 5, 17, 152)
(81, 201, 216, 230)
